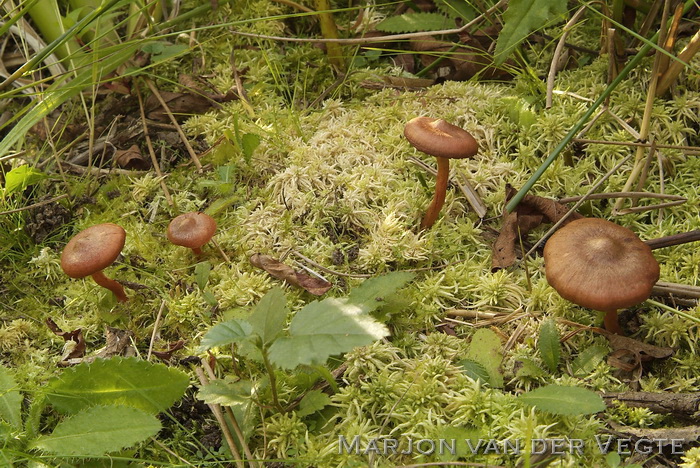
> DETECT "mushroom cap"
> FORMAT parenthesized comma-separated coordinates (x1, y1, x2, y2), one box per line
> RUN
(167, 212, 217, 249)
(543, 218, 659, 312)
(61, 223, 126, 278)
(404, 117, 478, 159)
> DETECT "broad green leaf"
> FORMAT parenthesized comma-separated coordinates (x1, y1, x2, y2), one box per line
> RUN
(346, 272, 414, 314)
(2, 165, 46, 195)
(46, 357, 189, 414)
(376, 12, 454, 33)
(519, 385, 605, 415)
(248, 287, 288, 346)
(437, 0, 476, 20)
(539, 319, 560, 373)
(0, 366, 22, 430)
(493, 0, 568, 65)
(465, 329, 503, 388)
(194, 261, 211, 290)
(515, 358, 546, 379)
(267, 297, 390, 369)
(197, 379, 253, 407)
(572, 345, 609, 376)
(198, 318, 253, 352)
(31, 405, 160, 456)
(297, 390, 331, 417)
(241, 133, 261, 160)
(458, 359, 490, 384)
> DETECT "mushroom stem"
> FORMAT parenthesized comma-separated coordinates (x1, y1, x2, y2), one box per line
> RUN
(91, 270, 128, 302)
(603, 310, 624, 335)
(192, 246, 203, 256)
(420, 156, 450, 230)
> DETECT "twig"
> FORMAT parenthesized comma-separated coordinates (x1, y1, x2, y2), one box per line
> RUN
(290, 250, 372, 278)
(147, 300, 166, 361)
(194, 365, 245, 468)
(558, 191, 686, 203)
(645, 230, 700, 250)
(0, 194, 68, 216)
(573, 138, 700, 154)
(210, 238, 231, 263)
(546, 6, 587, 109)
(656, 28, 700, 95)
(136, 85, 174, 207)
(143, 78, 203, 171)
(652, 281, 700, 299)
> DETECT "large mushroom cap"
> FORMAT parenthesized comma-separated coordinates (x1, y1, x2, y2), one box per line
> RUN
(61, 223, 126, 278)
(543, 218, 660, 312)
(404, 117, 478, 159)
(167, 212, 217, 249)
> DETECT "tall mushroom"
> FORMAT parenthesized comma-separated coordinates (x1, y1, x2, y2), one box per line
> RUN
(404, 117, 478, 230)
(167, 211, 217, 256)
(543, 218, 659, 334)
(61, 223, 128, 302)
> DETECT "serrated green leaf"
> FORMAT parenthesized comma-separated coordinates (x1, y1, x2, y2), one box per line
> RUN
(376, 12, 454, 34)
(267, 297, 390, 369)
(46, 357, 189, 414)
(198, 318, 253, 352)
(194, 261, 211, 290)
(515, 358, 546, 379)
(31, 405, 160, 456)
(519, 385, 605, 415)
(572, 345, 609, 376)
(493, 0, 568, 65)
(0, 366, 22, 430)
(248, 287, 288, 346)
(458, 359, 490, 384)
(539, 319, 560, 373)
(465, 329, 503, 388)
(241, 133, 261, 160)
(197, 379, 253, 407)
(297, 390, 331, 417)
(346, 272, 414, 314)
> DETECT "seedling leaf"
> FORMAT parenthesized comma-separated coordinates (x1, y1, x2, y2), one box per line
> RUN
(519, 385, 605, 415)
(572, 345, 609, 376)
(458, 359, 490, 384)
(247, 287, 289, 346)
(267, 297, 390, 369)
(0, 366, 22, 429)
(197, 379, 253, 407)
(493, 0, 568, 65)
(297, 389, 332, 417)
(31, 405, 160, 456)
(346, 272, 415, 314)
(198, 319, 253, 352)
(465, 329, 503, 387)
(539, 319, 560, 373)
(2, 165, 46, 195)
(46, 357, 189, 414)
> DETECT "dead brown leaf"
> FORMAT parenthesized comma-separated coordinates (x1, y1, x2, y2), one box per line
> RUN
(114, 144, 150, 170)
(46, 318, 86, 362)
(151, 339, 186, 361)
(491, 184, 583, 271)
(250, 253, 332, 296)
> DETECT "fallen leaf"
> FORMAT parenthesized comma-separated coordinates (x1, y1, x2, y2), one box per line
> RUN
(151, 340, 186, 361)
(96, 327, 135, 358)
(46, 318, 86, 362)
(114, 144, 150, 170)
(250, 254, 332, 296)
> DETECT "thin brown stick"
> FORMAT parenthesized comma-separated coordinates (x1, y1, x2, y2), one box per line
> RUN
(573, 138, 700, 153)
(135, 85, 174, 207)
(558, 191, 686, 203)
(0, 194, 68, 216)
(143, 78, 203, 171)
(147, 300, 166, 361)
(656, 27, 700, 95)
(645, 230, 700, 250)
(194, 366, 245, 468)
(652, 281, 700, 299)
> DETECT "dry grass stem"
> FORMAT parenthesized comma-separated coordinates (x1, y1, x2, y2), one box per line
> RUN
(547, 6, 587, 108)
(573, 138, 700, 154)
(146, 300, 166, 361)
(0, 194, 68, 216)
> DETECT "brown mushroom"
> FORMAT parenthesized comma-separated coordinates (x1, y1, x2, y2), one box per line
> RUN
(167, 212, 217, 256)
(61, 223, 128, 302)
(543, 218, 660, 335)
(404, 117, 478, 230)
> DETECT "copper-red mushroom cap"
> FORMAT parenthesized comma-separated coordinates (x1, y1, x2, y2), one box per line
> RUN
(543, 218, 660, 312)
(61, 223, 126, 278)
(167, 212, 217, 249)
(404, 117, 478, 159)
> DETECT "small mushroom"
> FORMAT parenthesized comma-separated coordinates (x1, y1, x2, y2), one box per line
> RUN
(404, 116, 478, 230)
(167, 212, 217, 256)
(61, 223, 128, 302)
(543, 218, 660, 335)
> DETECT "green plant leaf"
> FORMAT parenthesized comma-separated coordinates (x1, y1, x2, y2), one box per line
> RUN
(519, 385, 605, 415)
(539, 319, 560, 373)
(297, 389, 331, 417)
(248, 287, 288, 346)
(458, 359, 490, 384)
(346, 272, 414, 314)
(2, 165, 47, 195)
(572, 345, 609, 376)
(241, 133, 261, 161)
(46, 357, 189, 414)
(0, 366, 22, 430)
(31, 405, 160, 456)
(197, 379, 253, 407)
(465, 329, 503, 387)
(376, 12, 454, 33)
(493, 0, 568, 65)
(198, 319, 253, 352)
(515, 358, 546, 379)
(437, 0, 476, 20)
(267, 297, 390, 370)
(194, 261, 211, 290)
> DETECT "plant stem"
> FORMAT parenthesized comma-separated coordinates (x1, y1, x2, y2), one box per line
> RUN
(648, 299, 700, 325)
(261, 348, 284, 412)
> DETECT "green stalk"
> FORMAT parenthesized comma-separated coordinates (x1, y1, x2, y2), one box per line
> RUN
(261, 347, 284, 412)
(647, 299, 700, 325)
(27, 0, 83, 63)
(505, 0, 694, 213)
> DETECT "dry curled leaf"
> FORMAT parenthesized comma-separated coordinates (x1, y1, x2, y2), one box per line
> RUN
(46, 317, 86, 363)
(151, 340, 186, 361)
(250, 253, 332, 296)
(114, 144, 150, 170)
